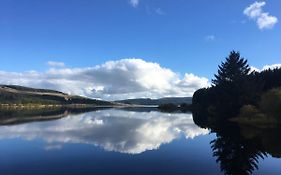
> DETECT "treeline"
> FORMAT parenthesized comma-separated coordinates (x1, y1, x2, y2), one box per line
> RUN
(192, 51, 281, 124)
(158, 103, 192, 112)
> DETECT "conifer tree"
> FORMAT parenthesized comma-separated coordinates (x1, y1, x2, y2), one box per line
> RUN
(212, 51, 250, 86)
(211, 51, 251, 117)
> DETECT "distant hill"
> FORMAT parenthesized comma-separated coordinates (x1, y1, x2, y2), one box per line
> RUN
(0, 107, 105, 125)
(0, 85, 115, 106)
(115, 97, 192, 106)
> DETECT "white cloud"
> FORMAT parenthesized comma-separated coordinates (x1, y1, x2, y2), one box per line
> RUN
(129, 0, 139, 8)
(262, 64, 281, 70)
(250, 64, 281, 72)
(0, 109, 209, 154)
(257, 13, 278, 29)
(244, 1, 265, 18)
(250, 66, 260, 73)
(47, 61, 65, 67)
(243, 1, 278, 29)
(0, 58, 209, 100)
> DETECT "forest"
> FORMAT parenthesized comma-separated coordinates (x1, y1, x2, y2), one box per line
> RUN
(192, 51, 281, 126)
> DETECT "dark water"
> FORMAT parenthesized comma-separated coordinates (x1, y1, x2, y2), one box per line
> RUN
(0, 109, 280, 175)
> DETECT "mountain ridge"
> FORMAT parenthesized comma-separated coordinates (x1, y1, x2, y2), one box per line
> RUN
(115, 97, 192, 106)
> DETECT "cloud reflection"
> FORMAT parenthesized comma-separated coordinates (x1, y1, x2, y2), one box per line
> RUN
(0, 109, 209, 154)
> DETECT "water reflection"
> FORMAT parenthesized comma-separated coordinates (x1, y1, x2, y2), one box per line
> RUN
(211, 129, 267, 175)
(0, 109, 209, 154)
(193, 111, 281, 175)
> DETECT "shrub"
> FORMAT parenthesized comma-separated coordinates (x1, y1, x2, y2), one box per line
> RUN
(260, 88, 281, 120)
(238, 105, 260, 119)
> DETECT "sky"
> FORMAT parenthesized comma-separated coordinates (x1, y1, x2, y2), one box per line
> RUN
(0, 0, 280, 100)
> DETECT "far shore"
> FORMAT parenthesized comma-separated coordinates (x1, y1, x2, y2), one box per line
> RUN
(0, 103, 158, 109)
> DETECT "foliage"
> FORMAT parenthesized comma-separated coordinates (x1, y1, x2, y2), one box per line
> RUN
(253, 68, 281, 92)
(193, 56, 281, 173)
(158, 103, 178, 112)
(194, 51, 253, 119)
(212, 51, 250, 86)
(260, 88, 281, 120)
(238, 105, 260, 119)
(179, 103, 192, 112)
(193, 51, 281, 123)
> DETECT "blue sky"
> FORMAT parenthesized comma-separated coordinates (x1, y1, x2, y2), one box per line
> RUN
(0, 0, 280, 99)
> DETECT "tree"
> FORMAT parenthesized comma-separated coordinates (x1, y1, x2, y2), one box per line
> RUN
(210, 51, 252, 117)
(212, 51, 250, 86)
(192, 51, 281, 124)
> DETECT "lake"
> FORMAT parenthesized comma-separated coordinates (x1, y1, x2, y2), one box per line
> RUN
(0, 108, 280, 175)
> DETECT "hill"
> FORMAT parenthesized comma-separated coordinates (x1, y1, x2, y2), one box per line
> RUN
(0, 85, 115, 106)
(115, 97, 192, 106)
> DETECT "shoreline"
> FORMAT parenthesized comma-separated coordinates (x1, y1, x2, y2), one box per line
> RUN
(0, 103, 158, 109)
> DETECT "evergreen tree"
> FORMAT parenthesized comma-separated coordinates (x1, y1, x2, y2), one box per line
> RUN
(212, 51, 250, 86)
(211, 51, 251, 117)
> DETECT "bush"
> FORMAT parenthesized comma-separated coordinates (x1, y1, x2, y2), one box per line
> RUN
(238, 105, 260, 119)
(260, 88, 281, 120)
(158, 103, 178, 111)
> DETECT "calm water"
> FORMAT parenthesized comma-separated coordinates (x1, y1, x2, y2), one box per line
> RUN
(0, 108, 280, 175)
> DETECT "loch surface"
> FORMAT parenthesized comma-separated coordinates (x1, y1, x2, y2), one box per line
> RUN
(0, 109, 280, 175)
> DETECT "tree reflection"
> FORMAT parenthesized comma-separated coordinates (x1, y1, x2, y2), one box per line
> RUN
(193, 110, 281, 175)
(211, 132, 266, 175)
